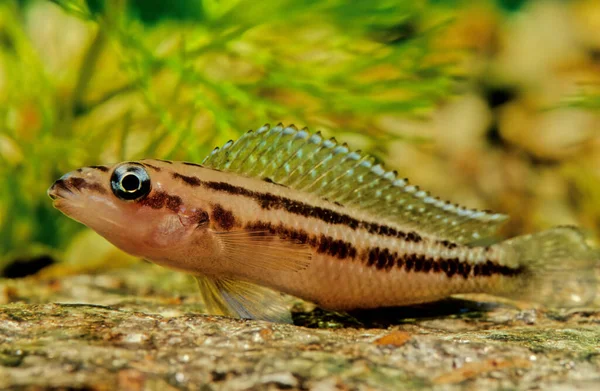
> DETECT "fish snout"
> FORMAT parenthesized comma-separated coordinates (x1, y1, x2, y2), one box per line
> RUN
(47, 172, 76, 200)
(48, 166, 109, 201)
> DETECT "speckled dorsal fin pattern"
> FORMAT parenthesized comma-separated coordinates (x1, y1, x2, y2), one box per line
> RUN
(202, 124, 508, 244)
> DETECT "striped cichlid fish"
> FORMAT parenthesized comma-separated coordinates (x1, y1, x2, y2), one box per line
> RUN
(48, 124, 599, 322)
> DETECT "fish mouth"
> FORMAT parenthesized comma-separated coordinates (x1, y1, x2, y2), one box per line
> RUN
(48, 168, 108, 202)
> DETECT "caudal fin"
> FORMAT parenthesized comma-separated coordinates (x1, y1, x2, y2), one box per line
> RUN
(498, 226, 599, 307)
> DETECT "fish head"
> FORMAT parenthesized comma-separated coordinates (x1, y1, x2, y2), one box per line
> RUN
(48, 161, 214, 265)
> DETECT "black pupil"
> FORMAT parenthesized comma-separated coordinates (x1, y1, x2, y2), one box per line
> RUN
(121, 174, 140, 192)
(110, 163, 151, 201)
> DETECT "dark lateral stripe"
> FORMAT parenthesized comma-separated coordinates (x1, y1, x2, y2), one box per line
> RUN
(51, 179, 73, 194)
(88, 165, 109, 172)
(246, 221, 522, 278)
(366, 247, 523, 278)
(156, 159, 173, 164)
(183, 162, 203, 168)
(263, 177, 288, 187)
(65, 177, 107, 195)
(139, 190, 182, 212)
(142, 163, 162, 172)
(223, 180, 412, 239)
(170, 174, 428, 244)
(207, 180, 423, 242)
(246, 221, 358, 260)
(172, 172, 202, 186)
(212, 204, 236, 230)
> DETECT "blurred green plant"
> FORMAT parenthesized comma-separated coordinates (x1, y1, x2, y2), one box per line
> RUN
(564, 90, 600, 110)
(2, 0, 600, 271)
(0, 0, 462, 265)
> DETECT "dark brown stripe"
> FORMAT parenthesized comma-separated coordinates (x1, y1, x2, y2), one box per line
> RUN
(51, 179, 73, 195)
(156, 159, 173, 164)
(193, 210, 210, 226)
(367, 247, 396, 271)
(246, 221, 358, 260)
(68, 177, 86, 189)
(88, 165, 109, 172)
(439, 240, 457, 249)
(169, 172, 465, 251)
(169, 172, 421, 243)
(421, 257, 432, 272)
(138, 191, 182, 212)
(66, 177, 107, 195)
(183, 162, 203, 168)
(364, 246, 522, 278)
(199, 180, 425, 243)
(172, 172, 202, 187)
(212, 204, 236, 230)
(263, 177, 288, 187)
(245, 221, 521, 278)
(457, 261, 470, 279)
(142, 163, 162, 172)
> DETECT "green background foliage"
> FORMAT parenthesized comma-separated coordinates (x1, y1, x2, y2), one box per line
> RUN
(1, 0, 599, 272)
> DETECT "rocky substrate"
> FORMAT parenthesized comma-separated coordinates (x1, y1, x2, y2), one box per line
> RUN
(0, 264, 599, 390)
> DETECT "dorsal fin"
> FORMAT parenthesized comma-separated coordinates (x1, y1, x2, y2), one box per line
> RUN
(202, 124, 508, 244)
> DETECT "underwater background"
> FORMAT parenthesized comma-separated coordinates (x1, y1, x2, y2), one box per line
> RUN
(1, 0, 600, 279)
(1, 2, 600, 390)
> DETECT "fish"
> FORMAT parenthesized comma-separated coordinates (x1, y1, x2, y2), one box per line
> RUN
(48, 124, 599, 322)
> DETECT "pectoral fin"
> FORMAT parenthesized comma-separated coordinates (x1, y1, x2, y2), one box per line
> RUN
(213, 229, 312, 272)
(195, 275, 293, 323)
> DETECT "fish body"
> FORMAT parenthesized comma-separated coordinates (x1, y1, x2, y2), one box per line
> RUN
(48, 124, 598, 322)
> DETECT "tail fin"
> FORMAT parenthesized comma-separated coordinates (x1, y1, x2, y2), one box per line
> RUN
(498, 226, 599, 307)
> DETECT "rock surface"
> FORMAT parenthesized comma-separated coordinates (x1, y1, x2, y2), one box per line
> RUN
(0, 264, 599, 390)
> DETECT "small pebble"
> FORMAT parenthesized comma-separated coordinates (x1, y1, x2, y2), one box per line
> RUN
(260, 372, 298, 388)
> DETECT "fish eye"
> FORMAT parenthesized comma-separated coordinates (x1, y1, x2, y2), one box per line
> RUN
(110, 163, 151, 201)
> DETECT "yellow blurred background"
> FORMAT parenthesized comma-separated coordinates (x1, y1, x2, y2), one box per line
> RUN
(0, 0, 599, 277)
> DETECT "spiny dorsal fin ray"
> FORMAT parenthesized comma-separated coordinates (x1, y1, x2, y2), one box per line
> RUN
(202, 124, 508, 244)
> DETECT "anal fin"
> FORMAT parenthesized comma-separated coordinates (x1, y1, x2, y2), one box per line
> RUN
(195, 275, 293, 323)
